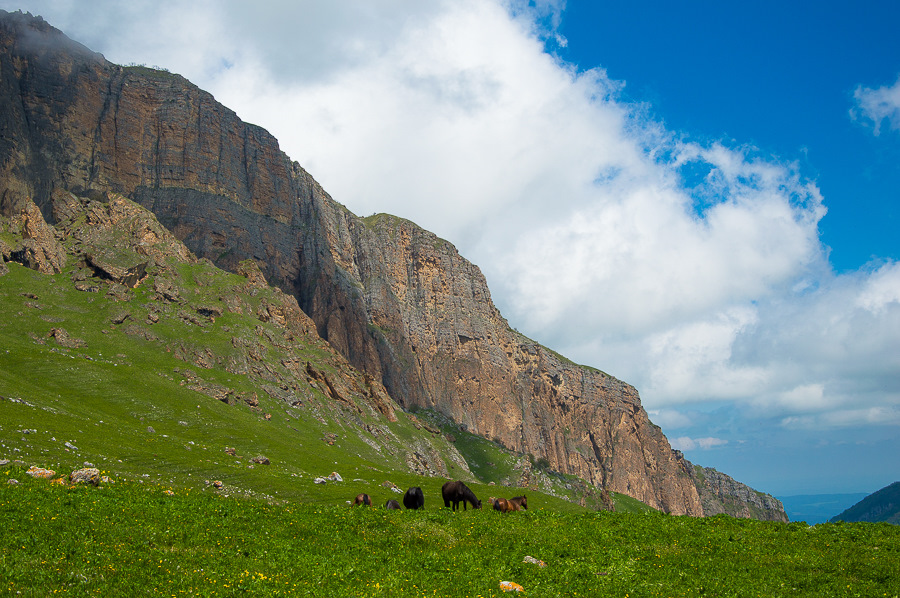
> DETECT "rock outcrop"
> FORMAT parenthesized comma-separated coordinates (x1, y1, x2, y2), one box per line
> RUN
(1, 191, 66, 274)
(678, 453, 788, 522)
(0, 10, 787, 519)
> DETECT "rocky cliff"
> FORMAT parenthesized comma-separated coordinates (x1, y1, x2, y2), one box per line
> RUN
(0, 10, 786, 519)
(678, 453, 788, 522)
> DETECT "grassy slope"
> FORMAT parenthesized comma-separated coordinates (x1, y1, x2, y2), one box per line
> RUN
(2, 466, 898, 597)
(0, 254, 579, 512)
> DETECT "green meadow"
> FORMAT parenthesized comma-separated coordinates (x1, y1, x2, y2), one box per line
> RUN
(2, 466, 898, 597)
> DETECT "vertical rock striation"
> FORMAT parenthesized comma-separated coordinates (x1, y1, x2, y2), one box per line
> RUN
(0, 10, 785, 518)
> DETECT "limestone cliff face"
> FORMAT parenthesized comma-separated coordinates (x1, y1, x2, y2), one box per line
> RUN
(318, 212, 703, 514)
(0, 11, 786, 518)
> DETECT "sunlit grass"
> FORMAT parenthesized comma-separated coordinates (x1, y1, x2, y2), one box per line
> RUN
(2, 465, 898, 597)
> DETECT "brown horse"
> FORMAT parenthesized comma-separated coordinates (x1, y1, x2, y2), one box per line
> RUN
(490, 497, 518, 512)
(353, 493, 372, 506)
(442, 481, 481, 511)
(491, 495, 526, 512)
(509, 495, 528, 510)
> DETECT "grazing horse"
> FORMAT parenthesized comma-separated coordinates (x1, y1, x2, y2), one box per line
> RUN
(441, 480, 481, 511)
(490, 495, 527, 512)
(508, 495, 528, 510)
(490, 497, 519, 512)
(385, 499, 401, 510)
(353, 493, 372, 506)
(403, 486, 425, 510)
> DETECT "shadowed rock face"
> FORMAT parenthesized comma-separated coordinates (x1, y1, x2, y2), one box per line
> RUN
(0, 10, 785, 519)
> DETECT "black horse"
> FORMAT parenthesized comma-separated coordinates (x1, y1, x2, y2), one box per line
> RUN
(403, 486, 425, 510)
(385, 499, 401, 510)
(441, 480, 481, 511)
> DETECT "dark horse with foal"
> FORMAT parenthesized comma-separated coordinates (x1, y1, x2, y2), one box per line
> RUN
(441, 481, 482, 511)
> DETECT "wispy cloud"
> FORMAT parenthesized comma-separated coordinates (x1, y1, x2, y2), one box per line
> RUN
(671, 436, 729, 451)
(852, 75, 900, 135)
(781, 406, 900, 430)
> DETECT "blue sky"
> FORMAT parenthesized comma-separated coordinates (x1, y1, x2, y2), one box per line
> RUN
(557, 1, 900, 273)
(3, 0, 898, 499)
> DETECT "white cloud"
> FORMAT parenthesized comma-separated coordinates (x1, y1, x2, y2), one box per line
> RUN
(207, 1, 643, 252)
(643, 307, 769, 404)
(781, 406, 900, 430)
(776, 384, 827, 412)
(852, 75, 900, 135)
(856, 261, 900, 313)
(6, 0, 446, 85)
(489, 145, 825, 340)
(670, 436, 728, 451)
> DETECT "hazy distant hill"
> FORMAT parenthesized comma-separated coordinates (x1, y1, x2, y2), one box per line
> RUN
(779, 493, 869, 524)
(830, 482, 900, 524)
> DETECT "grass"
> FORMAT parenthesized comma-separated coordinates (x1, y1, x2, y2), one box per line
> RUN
(2, 466, 898, 597)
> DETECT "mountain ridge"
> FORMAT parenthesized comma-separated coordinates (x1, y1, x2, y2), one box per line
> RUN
(0, 9, 785, 520)
(778, 493, 871, 524)
(830, 482, 900, 524)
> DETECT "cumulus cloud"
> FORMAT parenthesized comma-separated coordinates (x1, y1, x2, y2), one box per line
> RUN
(852, 75, 900, 135)
(7, 0, 445, 85)
(204, 0, 642, 251)
(5, 0, 900, 451)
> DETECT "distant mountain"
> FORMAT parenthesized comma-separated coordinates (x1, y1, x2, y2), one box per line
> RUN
(830, 482, 900, 524)
(778, 493, 869, 524)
